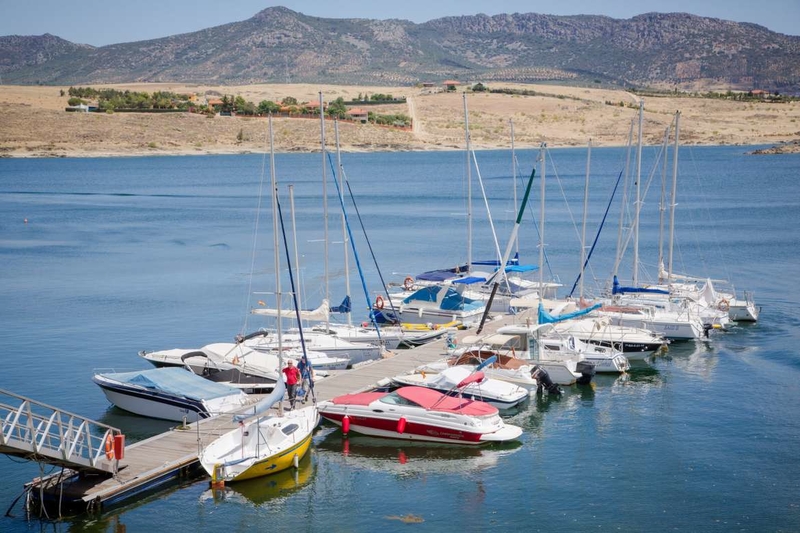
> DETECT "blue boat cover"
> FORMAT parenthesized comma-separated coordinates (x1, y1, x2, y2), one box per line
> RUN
(501, 264, 538, 273)
(329, 295, 351, 313)
(451, 276, 487, 285)
(612, 275, 670, 295)
(99, 367, 242, 401)
(402, 286, 483, 312)
(538, 302, 602, 324)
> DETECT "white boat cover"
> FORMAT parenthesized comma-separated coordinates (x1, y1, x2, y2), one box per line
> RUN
(251, 299, 330, 322)
(97, 367, 245, 401)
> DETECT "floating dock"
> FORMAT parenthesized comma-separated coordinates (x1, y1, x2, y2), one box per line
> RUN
(24, 316, 515, 516)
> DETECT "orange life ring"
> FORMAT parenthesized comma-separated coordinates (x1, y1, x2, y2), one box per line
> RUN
(403, 276, 414, 291)
(375, 295, 385, 310)
(105, 434, 114, 460)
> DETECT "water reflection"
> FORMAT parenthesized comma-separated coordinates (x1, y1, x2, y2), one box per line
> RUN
(315, 428, 522, 478)
(200, 453, 316, 506)
(658, 339, 718, 380)
(96, 406, 178, 444)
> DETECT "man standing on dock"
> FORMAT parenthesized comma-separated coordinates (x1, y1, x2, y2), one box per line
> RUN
(282, 359, 301, 410)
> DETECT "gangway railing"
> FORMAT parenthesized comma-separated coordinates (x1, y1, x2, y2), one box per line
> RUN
(0, 388, 122, 474)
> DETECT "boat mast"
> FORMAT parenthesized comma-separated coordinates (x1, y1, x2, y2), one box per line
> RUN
(667, 111, 681, 284)
(613, 119, 635, 279)
(320, 92, 330, 330)
(288, 184, 302, 315)
(632, 100, 644, 287)
(334, 119, 352, 327)
(579, 139, 591, 300)
(510, 119, 519, 257)
(268, 115, 282, 348)
(657, 124, 671, 282)
(538, 143, 546, 299)
(463, 93, 472, 272)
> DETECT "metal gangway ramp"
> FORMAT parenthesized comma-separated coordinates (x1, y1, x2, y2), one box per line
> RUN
(0, 388, 121, 474)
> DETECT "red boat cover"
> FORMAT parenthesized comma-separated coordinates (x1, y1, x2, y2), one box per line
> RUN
(397, 386, 497, 416)
(331, 391, 388, 406)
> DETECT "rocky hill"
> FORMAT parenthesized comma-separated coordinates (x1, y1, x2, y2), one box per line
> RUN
(2, 7, 799, 91)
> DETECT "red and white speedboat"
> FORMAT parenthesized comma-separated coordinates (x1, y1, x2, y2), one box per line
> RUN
(317, 376, 523, 445)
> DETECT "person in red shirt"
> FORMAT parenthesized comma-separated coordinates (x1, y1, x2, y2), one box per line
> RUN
(282, 359, 301, 410)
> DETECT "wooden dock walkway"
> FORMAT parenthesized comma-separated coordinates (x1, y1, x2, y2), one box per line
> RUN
(29, 315, 517, 514)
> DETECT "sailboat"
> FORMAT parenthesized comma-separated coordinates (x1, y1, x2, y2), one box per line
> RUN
(199, 116, 318, 484)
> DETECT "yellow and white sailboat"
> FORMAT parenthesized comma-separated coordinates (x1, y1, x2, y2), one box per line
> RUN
(199, 114, 319, 484)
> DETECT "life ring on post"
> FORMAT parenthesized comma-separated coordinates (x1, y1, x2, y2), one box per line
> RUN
(717, 298, 730, 312)
(375, 295, 385, 310)
(403, 276, 414, 291)
(105, 434, 115, 460)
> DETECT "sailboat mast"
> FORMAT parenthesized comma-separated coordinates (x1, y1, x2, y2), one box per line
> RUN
(668, 111, 681, 283)
(320, 92, 330, 329)
(288, 184, 302, 315)
(657, 125, 670, 281)
(510, 119, 519, 257)
(579, 139, 591, 300)
(334, 119, 352, 327)
(268, 115, 282, 346)
(538, 143, 546, 298)
(632, 100, 644, 287)
(613, 119, 635, 278)
(463, 93, 472, 272)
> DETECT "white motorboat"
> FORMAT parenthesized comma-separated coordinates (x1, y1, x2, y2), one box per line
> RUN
(390, 367, 529, 410)
(317, 382, 523, 445)
(244, 329, 375, 367)
(373, 284, 486, 327)
(139, 342, 279, 392)
(92, 367, 253, 422)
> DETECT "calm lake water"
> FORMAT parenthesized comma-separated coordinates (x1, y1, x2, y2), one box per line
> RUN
(1, 145, 799, 532)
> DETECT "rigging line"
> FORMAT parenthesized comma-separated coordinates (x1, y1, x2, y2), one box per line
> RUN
(242, 127, 271, 336)
(470, 149, 513, 294)
(343, 171, 398, 320)
(569, 169, 624, 298)
(275, 188, 309, 362)
(325, 152, 383, 340)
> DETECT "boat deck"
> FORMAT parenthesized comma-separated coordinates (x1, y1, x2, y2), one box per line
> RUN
(29, 316, 516, 515)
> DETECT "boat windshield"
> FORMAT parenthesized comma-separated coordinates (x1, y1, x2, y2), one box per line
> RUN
(379, 392, 419, 407)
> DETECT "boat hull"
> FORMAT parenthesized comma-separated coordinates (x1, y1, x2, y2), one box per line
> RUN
(95, 382, 209, 422)
(227, 433, 313, 482)
(320, 411, 487, 445)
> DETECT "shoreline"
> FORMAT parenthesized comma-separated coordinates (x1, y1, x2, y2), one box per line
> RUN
(3, 82, 800, 159)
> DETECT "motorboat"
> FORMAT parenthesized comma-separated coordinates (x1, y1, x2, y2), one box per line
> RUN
(310, 322, 449, 350)
(138, 342, 279, 392)
(390, 367, 530, 409)
(92, 367, 254, 422)
(243, 329, 373, 367)
(373, 283, 486, 327)
(317, 382, 523, 445)
(417, 350, 541, 394)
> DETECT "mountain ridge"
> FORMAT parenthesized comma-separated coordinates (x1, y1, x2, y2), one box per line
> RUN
(2, 7, 798, 91)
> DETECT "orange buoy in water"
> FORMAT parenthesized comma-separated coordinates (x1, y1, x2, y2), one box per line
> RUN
(397, 417, 407, 434)
(342, 415, 350, 436)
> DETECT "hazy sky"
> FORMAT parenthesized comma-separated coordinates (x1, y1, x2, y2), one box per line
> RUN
(2, 0, 798, 46)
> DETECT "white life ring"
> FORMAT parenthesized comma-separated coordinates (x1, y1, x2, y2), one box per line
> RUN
(375, 295, 385, 310)
(718, 298, 730, 312)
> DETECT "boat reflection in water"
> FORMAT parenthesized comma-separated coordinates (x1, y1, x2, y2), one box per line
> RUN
(200, 452, 316, 506)
(315, 428, 522, 478)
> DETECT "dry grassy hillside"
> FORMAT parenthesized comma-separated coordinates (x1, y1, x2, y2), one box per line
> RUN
(1, 82, 799, 158)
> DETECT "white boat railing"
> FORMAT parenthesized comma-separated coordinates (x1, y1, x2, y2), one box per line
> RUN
(0, 388, 121, 474)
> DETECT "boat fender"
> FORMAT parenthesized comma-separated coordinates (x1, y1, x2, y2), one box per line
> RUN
(113, 434, 125, 460)
(397, 417, 407, 434)
(575, 361, 596, 385)
(293, 454, 299, 468)
(105, 434, 115, 460)
(342, 415, 350, 436)
(531, 365, 562, 396)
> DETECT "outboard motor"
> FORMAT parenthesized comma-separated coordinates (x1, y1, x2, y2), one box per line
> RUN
(575, 360, 596, 385)
(702, 323, 713, 339)
(531, 365, 563, 396)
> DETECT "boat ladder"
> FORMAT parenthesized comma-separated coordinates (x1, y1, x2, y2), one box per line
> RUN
(0, 388, 121, 474)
